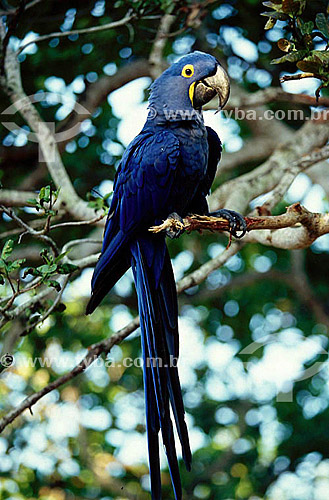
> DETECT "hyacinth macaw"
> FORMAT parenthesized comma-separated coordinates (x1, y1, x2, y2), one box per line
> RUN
(86, 51, 246, 499)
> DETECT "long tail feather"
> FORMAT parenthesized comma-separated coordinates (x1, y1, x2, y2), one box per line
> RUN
(158, 252, 192, 471)
(131, 236, 191, 499)
(141, 327, 162, 499)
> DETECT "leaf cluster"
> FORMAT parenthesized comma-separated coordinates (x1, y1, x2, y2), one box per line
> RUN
(27, 185, 60, 217)
(86, 190, 112, 213)
(0, 239, 25, 285)
(262, 0, 329, 96)
(24, 248, 78, 291)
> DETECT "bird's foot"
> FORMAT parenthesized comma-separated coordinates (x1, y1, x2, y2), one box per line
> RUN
(165, 212, 185, 239)
(209, 209, 247, 238)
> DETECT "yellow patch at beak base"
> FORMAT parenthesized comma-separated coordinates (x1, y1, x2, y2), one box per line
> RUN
(189, 82, 196, 106)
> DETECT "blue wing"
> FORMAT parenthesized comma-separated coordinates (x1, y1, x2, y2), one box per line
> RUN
(187, 126, 222, 215)
(86, 129, 180, 313)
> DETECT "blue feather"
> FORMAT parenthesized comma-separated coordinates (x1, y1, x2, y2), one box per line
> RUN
(87, 51, 226, 499)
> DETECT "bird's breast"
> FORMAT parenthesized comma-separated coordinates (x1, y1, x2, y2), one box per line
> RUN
(168, 124, 209, 214)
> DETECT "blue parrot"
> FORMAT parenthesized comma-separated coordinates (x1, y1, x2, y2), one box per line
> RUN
(87, 51, 246, 499)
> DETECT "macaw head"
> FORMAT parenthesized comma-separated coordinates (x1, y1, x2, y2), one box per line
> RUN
(148, 51, 230, 122)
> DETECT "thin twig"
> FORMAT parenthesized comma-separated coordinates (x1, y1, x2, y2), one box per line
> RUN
(0, 278, 42, 314)
(0, 0, 43, 15)
(61, 238, 101, 254)
(2, 201, 329, 429)
(149, 203, 327, 236)
(0, 239, 244, 432)
(17, 12, 136, 54)
(50, 213, 106, 231)
(0, 316, 140, 432)
(20, 275, 70, 337)
(0, 1, 26, 75)
(0, 205, 59, 255)
(261, 144, 329, 212)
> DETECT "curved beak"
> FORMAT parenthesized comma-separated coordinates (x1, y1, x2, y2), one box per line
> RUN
(192, 63, 230, 110)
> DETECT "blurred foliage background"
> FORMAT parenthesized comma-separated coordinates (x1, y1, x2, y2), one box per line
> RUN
(0, 0, 329, 499)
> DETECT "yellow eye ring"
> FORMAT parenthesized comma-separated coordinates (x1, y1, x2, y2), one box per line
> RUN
(181, 64, 194, 78)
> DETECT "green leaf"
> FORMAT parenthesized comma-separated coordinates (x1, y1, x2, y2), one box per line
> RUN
(26, 198, 38, 206)
(57, 263, 79, 274)
(37, 264, 57, 276)
(40, 248, 53, 264)
(0, 275, 4, 285)
(7, 258, 26, 272)
(316, 13, 329, 39)
(300, 20, 314, 35)
(1, 240, 14, 261)
(46, 280, 62, 292)
(39, 185, 51, 206)
(52, 188, 60, 202)
(103, 191, 113, 201)
(305, 50, 329, 64)
(271, 49, 307, 64)
(265, 17, 278, 29)
(54, 251, 71, 263)
(262, 1, 284, 12)
(261, 10, 289, 20)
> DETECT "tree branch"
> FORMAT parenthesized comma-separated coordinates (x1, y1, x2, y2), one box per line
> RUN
(0, 239, 244, 432)
(261, 144, 329, 212)
(20, 275, 70, 337)
(219, 137, 277, 173)
(0, 0, 44, 16)
(0, 189, 37, 206)
(210, 121, 329, 213)
(149, 14, 176, 79)
(0, 316, 140, 432)
(0, 205, 59, 254)
(16, 12, 137, 54)
(226, 86, 329, 109)
(10, 205, 326, 425)
(0, 22, 97, 221)
(149, 203, 329, 250)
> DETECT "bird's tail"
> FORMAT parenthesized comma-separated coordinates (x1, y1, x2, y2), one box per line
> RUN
(131, 235, 191, 500)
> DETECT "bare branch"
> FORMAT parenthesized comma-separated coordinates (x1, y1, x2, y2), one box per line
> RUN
(50, 214, 106, 231)
(149, 203, 329, 250)
(0, 205, 59, 255)
(261, 144, 329, 211)
(0, 34, 97, 221)
(0, 1, 26, 75)
(62, 238, 101, 254)
(0, 189, 36, 207)
(0, 0, 44, 16)
(210, 121, 329, 214)
(149, 14, 176, 79)
(16, 12, 137, 55)
(20, 275, 70, 337)
(0, 238, 244, 431)
(0, 316, 140, 432)
(70, 252, 100, 269)
(219, 137, 276, 173)
(227, 86, 329, 109)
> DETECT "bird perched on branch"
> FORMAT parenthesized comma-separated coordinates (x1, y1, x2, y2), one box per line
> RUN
(87, 51, 246, 500)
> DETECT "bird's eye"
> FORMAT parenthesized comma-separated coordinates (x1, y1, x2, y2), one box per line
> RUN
(181, 64, 194, 78)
